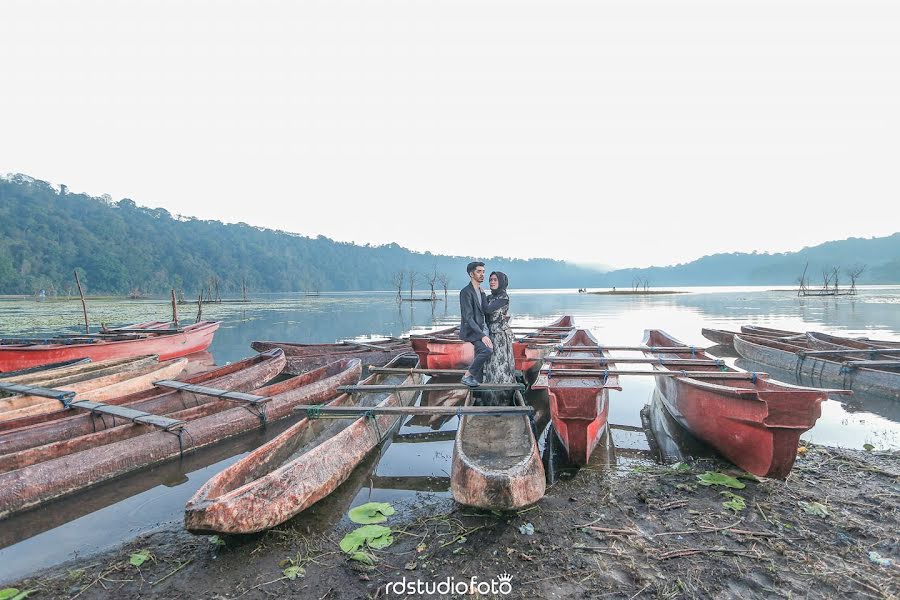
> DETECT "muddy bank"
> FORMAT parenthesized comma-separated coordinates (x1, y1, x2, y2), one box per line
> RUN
(6, 443, 899, 599)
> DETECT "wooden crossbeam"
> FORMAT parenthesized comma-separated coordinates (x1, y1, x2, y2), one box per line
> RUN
(68, 400, 184, 429)
(558, 345, 708, 353)
(545, 369, 766, 380)
(339, 383, 524, 394)
(844, 360, 900, 368)
(544, 357, 725, 366)
(0, 382, 76, 402)
(292, 404, 533, 417)
(153, 380, 269, 404)
(370, 366, 468, 376)
(800, 348, 900, 356)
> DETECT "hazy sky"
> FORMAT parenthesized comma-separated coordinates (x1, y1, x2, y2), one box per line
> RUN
(2, 0, 898, 269)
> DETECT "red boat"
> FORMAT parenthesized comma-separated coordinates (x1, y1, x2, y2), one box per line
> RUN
(532, 329, 620, 465)
(411, 316, 575, 377)
(644, 330, 827, 479)
(0, 321, 220, 372)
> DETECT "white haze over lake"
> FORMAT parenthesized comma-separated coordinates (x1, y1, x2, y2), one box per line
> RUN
(1, 0, 898, 269)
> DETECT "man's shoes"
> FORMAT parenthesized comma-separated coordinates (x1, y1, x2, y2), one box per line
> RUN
(461, 375, 480, 388)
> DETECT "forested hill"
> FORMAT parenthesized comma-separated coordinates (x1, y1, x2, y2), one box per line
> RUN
(0, 174, 596, 295)
(1, 174, 898, 296)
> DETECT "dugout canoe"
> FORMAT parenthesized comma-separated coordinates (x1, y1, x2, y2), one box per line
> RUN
(0, 357, 361, 518)
(251, 338, 410, 375)
(700, 328, 739, 347)
(0, 355, 156, 389)
(532, 329, 621, 466)
(185, 353, 421, 534)
(0, 320, 220, 372)
(645, 329, 827, 478)
(805, 331, 900, 352)
(0, 358, 188, 423)
(0, 350, 286, 471)
(740, 325, 803, 338)
(734, 333, 900, 399)
(451, 385, 545, 509)
(413, 316, 574, 376)
(0, 358, 91, 379)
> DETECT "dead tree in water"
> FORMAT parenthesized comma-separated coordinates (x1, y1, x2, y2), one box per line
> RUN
(407, 269, 418, 301)
(831, 266, 841, 294)
(796, 262, 809, 296)
(392, 271, 404, 303)
(437, 272, 450, 302)
(848, 264, 866, 294)
(427, 270, 438, 301)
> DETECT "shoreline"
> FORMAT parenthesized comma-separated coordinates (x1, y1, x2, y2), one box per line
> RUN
(6, 443, 897, 599)
(588, 290, 687, 296)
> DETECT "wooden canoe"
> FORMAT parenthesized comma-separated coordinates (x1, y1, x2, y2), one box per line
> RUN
(700, 328, 739, 347)
(410, 325, 459, 367)
(0, 357, 361, 519)
(0, 320, 220, 372)
(734, 333, 900, 399)
(450, 388, 545, 509)
(805, 331, 900, 351)
(251, 338, 410, 376)
(0, 358, 91, 379)
(1, 355, 156, 389)
(646, 329, 826, 478)
(532, 329, 621, 465)
(0, 358, 188, 422)
(185, 353, 422, 534)
(0, 350, 286, 460)
(740, 325, 803, 338)
(513, 316, 576, 376)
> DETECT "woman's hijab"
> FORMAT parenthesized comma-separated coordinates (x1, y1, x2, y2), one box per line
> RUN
(490, 271, 509, 297)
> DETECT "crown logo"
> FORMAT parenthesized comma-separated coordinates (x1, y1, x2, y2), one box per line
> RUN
(497, 573, 513, 583)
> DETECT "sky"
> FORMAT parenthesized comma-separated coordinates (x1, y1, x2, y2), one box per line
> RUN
(1, 0, 898, 269)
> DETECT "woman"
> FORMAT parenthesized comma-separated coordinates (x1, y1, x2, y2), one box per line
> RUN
(479, 271, 517, 406)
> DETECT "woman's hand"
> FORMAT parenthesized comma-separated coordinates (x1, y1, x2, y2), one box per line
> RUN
(482, 335, 494, 350)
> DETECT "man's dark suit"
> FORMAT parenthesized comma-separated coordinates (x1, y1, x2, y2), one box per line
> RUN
(459, 283, 492, 382)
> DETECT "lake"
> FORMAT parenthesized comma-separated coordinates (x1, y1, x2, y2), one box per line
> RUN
(1, 285, 899, 583)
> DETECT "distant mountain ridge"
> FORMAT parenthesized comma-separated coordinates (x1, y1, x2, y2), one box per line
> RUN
(0, 173, 897, 295)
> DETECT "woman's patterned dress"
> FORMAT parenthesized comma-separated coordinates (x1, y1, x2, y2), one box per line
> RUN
(479, 295, 516, 406)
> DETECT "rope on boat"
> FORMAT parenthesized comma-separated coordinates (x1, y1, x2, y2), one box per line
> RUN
(242, 402, 268, 426)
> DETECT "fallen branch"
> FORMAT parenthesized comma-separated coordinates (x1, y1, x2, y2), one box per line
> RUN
(656, 547, 762, 560)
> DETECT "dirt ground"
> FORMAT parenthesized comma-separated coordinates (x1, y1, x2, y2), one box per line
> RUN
(7, 443, 899, 599)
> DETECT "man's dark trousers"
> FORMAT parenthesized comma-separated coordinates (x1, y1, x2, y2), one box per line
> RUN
(469, 338, 493, 382)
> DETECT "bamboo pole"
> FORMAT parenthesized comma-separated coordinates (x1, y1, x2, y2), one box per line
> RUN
(544, 357, 725, 366)
(195, 293, 203, 323)
(544, 369, 766, 379)
(370, 366, 468, 376)
(799, 348, 900, 356)
(558, 345, 709, 353)
(339, 382, 524, 394)
(292, 404, 533, 417)
(73, 270, 89, 334)
(170, 289, 179, 328)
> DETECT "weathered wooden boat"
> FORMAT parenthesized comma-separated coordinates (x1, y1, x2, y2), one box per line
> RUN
(734, 333, 900, 399)
(513, 316, 576, 377)
(450, 387, 545, 509)
(532, 329, 621, 465)
(0, 357, 360, 518)
(184, 353, 421, 534)
(0, 320, 220, 372)
(0, 355, 155, 389)
(413, 316, 574, 377)
(740, 325, 803, 338)
(251, 338, 410, 375)
(805, 331, 900, 351)
(700, 328, 739, 347)
(0, 358, 188, 423)
(0, 350, 287, 470)
(0, 358, 91, 379)
(645, 329, 827, 478)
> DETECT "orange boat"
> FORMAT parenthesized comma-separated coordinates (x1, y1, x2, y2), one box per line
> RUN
(532, 329, 620, 465)
(0, 320, 220, 372)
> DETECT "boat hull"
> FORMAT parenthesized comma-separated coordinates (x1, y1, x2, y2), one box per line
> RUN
(0, 357, 360, 519)
(185, 354, 420, 534)
(647, 330, 825, 478)
(0, 321, 220, 372)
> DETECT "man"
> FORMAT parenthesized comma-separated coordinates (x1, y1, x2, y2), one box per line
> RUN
(459, 261, 493, 387)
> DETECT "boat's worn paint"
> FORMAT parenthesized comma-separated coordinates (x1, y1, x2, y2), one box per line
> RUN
(532, 329, 621, 465)
(251, 339, 410, 375)
(648, 330, 826, 478)
(0, 357, 360, 519)
(185, 354, 421, 534)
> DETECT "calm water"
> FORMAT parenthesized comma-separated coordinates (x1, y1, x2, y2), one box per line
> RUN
(1, 286, 899, 583)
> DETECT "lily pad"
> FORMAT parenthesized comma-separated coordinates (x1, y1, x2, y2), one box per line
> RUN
(340, 525, 394, 553)
(283, 565, 305, 580)
(799, 501, 829, 518)
(720, 491, 746, 512)
(129, 550, 151, 567)
(0, 590, 35, 600)
(349, 502, 396, 524)
(696, 472, 746, 489)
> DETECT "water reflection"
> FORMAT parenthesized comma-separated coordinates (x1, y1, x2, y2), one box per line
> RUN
(1, 286, 899, 583)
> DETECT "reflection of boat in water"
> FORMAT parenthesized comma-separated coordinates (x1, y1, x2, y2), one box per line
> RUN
(642, 389, 716, 464)
(735, 358, 900, 423)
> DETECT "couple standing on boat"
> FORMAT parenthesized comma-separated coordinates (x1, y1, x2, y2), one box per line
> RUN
(459, 261, 516, 405)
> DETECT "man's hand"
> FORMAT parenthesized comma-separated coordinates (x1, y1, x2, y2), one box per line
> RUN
(482, 336, 493, 350)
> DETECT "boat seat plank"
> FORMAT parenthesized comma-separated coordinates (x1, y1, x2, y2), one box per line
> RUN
(68, 400, 185, 430)
(339, 383, 524, 393)
(0, 382, 76, 402)
(845, 360, 900, 368)
(153, 380, 269, 404)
